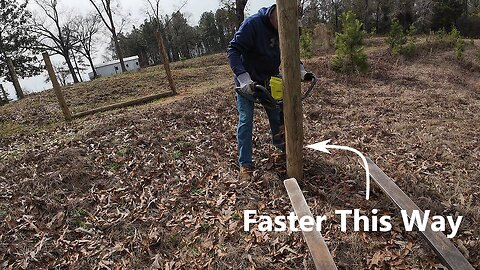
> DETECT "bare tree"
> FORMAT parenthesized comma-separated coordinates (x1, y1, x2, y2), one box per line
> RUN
(32, 0, 79, 83)
(144, 0, 188, 31)
(44, 63, 71, 86)
(144, 0, 187, 95)
(73, 14, 102, 79)
(219, 0, 248, 28)
(88, 0, 127, 72)
(235, 0, 248, 27)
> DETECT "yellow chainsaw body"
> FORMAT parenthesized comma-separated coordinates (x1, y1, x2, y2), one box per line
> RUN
(269, 76, 283, 101)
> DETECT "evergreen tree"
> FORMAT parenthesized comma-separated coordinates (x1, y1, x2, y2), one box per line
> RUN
(332, 11, 368, 73)
(431, 0, 463, 30)
(0, 0, 41, 86)
(215, 8, 237, 47)
(387, 19, 407, 55)
(449, 26, 465, 59)
(199, 12, 220, 54)
(387, 20, 417, 56)
(300, 30, 314, 59)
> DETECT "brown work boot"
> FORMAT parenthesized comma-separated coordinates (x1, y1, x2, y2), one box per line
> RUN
(273, 151, 286, 165)
(239, 165, 254, 181)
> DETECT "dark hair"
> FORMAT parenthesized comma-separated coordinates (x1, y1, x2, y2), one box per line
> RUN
(269, 4, 277, 15)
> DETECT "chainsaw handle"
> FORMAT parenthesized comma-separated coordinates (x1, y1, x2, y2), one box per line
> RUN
(302, 74, 317, 101)
(254, 84, 279, 105)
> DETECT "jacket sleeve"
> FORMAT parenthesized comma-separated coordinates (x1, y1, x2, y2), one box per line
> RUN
(227, 20, 255, 77)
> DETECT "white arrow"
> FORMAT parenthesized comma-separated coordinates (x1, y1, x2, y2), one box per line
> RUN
(306, 139, 371, 200)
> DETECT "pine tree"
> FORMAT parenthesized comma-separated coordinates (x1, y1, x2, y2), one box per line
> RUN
(300, 30, 314, 59)
(0, 0, 41, 91)
(403, 24, 417, 56)
(387, 20, 417, 57)
(449, 26, 464, 60)
(431, 0, 463, 31)
(387, 19, 406, 56)
(332, 11, 368, 73)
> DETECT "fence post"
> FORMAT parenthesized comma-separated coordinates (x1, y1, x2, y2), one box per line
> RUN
(0, 84, 8, 104)
(6, 58, 24, 100)
(156, 31, 176, 95)
(42, 52, 72, 121)
(277, 0, 304, 180)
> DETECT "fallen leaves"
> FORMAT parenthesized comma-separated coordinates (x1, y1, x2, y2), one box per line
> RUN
(0, 44, 479, 269)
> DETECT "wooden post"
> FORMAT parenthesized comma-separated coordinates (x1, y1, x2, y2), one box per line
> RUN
(0, 84, 8, 104)
(6, 57, 24, 99)
(276, 0, 304, 180)
(284, 179, 338, 270)
(359, 158, 475, 270)
(42, 52, 72, 121)
(156, 31, 176, 95)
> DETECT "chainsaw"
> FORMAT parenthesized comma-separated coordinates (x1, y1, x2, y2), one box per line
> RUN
(236, 74, 318, 111)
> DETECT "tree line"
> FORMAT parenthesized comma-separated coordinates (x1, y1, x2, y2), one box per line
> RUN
(1, 0, 479, 102)
(111, 0, 480, 66)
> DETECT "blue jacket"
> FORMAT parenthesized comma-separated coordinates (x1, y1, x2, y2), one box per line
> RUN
(227, 5, 280, 85)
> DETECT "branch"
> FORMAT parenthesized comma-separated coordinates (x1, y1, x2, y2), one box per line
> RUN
(88, 0, 114, 32)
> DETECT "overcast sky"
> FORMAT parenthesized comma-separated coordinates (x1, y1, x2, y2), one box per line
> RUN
(2, 0, 276, 100)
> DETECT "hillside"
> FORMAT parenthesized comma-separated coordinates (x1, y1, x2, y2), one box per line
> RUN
(0, 39, 479, 269)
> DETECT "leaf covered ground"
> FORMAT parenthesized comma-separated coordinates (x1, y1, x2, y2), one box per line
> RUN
(0, 39, 479, 269)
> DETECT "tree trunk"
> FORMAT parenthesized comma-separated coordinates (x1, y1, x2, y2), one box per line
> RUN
(333, 1, 339, 32)
(112, 32, 127, 72)
(72, 52, 83, 82)
(63, 51, 79, 83)
(235, 0, 248, 27)
(6, 57, 24, 99)
(363, 0, 369, 30)
(86, 53, 98, 79)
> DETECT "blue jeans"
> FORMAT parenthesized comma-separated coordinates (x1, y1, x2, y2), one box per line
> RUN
(236, 93, 284, 167)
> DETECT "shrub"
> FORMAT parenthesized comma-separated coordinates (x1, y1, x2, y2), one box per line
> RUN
(448, 26, 461, 44)
(387, 20, 416, 56)
(454, 38, 465, 60)
(402, 25, 417, 56)
(300, 30, 314, 59)
(387, 19, 406, 56)
(435, 27, 447, 41)
(332, 11, 368, 73)
(448, 27, 465, 60)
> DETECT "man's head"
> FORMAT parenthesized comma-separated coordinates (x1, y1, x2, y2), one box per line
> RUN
(269, 5, 278, 31)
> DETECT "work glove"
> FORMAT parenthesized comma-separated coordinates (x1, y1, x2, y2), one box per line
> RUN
(300, 64, 314, 81)
(237, 72, 256, 96)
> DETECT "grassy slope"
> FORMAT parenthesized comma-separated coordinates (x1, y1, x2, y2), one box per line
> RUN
(0, 40, 479, 269)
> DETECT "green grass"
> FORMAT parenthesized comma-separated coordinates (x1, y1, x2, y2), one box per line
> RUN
(231, 212, 241, 221)
(0, 122, 29, 137)
(109, 162, 122, 172)
(69, 207, 90, 228)
(173, 150, 182, 160)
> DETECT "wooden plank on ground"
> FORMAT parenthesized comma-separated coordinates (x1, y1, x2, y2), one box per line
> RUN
(360, 157, 474, 270)
(284, 178, 337, 270)
(73, 91, 174, 119)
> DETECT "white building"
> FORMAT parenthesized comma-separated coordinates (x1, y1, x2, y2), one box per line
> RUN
(88, 56, 140, 79)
